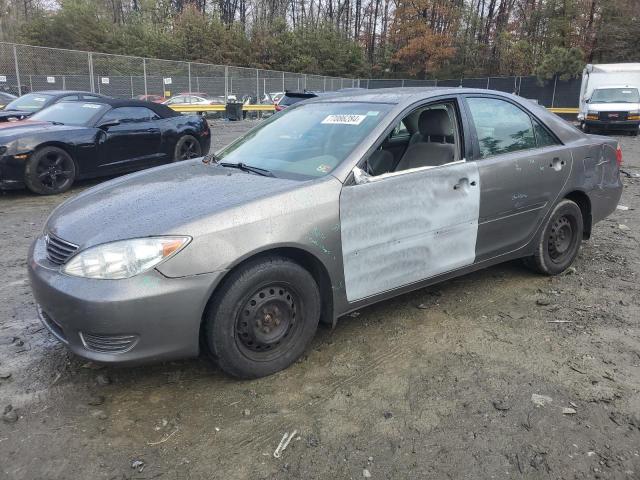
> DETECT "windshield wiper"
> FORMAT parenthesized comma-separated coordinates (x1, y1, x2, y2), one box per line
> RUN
(220, 162, 275, 177)
(49, 121, 65, 125)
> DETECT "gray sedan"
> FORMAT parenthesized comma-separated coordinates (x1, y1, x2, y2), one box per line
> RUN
(28, 88, 623, 378)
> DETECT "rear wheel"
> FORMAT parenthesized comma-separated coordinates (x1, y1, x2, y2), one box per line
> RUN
(24, 146, 76, 195)
(204, 256, 321, 378)
(173, 135, 202, 161)
(525, 199, 583, 275)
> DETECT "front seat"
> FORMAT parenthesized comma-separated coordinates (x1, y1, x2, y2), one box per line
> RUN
(395, 109, 456, 171)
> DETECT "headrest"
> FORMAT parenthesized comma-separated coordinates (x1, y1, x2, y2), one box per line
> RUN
(418, 109, 451, 137)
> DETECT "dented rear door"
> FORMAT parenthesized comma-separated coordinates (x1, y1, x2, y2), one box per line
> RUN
(474, 145, 573, 262)
(340, 161, 480, 302)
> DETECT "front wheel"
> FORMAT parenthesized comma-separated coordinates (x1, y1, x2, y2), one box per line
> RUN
(204, 256, 321, 378)
(525, 199, 583, 275)
(24, 146, 76, 195)
(173, 135, 202, 161)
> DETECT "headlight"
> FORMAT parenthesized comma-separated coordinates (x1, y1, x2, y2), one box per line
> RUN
(62, 236, 190, 279)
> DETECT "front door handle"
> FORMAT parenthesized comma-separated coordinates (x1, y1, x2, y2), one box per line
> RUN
(453, 178, 477, 190)
(551, 157, 566, 171)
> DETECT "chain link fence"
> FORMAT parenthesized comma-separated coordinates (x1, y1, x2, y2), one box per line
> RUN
(0, 42, 357, 103)
(361, 76, 582, 108)
(0, 42, 582, 109)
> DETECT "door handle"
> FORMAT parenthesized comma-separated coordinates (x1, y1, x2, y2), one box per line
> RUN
(550, 157, 566, 171)
(453, 178, 477, 190)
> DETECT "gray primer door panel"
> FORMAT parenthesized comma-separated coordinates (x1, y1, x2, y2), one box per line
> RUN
(340, 161, 480, 302)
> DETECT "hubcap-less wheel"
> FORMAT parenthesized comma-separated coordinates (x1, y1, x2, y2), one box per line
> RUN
(547, 215, 574, 261)
(177, 137, 201, 160)
(235, 285, 300, 360)
(36, 151, 74, 191)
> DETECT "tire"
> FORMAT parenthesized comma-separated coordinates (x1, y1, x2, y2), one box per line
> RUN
(173, 134, 202, 161)
(204, 256, 321, 378)
(24, 146, 76, 195)
(583, 124, 591, 134)
(526, 199, 583, 275)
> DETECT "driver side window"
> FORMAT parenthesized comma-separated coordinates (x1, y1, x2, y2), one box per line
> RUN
(364, 100, 462, 177)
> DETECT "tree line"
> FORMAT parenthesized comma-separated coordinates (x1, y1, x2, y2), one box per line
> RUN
(0, 0, 638, 80)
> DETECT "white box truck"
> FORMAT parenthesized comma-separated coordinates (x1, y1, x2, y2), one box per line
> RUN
(578, 63, 640, 135)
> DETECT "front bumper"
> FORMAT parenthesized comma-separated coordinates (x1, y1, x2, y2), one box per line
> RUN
(28, 234, 224, 365)
(0, 154, 27, 190)
(585, 119, 640, 131)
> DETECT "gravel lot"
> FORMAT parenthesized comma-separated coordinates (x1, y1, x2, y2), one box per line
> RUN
(1, 119, 639, 479)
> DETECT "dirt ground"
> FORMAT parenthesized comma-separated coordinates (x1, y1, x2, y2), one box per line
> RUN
(1, 119, 639, 480)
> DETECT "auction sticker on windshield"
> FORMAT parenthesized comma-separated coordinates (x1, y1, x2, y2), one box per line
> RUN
(322, 114, 367, 125)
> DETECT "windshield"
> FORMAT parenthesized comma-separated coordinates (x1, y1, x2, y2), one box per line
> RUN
(216, 102, 392, 179)
(590, 88, 640, 103)
(5, 93, 53, 112)
(31, 102, 108, 126)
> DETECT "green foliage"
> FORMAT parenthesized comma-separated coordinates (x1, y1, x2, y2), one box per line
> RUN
(535, 46, 585, 81)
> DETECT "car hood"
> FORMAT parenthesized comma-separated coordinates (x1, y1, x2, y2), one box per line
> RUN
(0, 109, 32, 121)
(588, 102, 640, 112)
(45, 160, 303, 248)
(0, 120, 86, 138)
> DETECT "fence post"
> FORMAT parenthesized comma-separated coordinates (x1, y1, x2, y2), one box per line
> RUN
(282, 72, 285, 92)
(88, 52, 94, 92)
(29, 75, 32, 92)
(13, 44, 21, 96)
(401, 79, 405, 87)
(323, 76, 326, 92)
(130, 76, 134, 98)
(256, 69, 259, 100)
(62, 75, 66, 90)
(224, 66, 228, 102)
(486, 77, 490, 89)
(142, 58, 147, 96)
(188, 62, 192, 93)
(551, 75, 558, 108)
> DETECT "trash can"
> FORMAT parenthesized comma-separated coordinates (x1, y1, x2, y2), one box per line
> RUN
(225, 102, 243, 121)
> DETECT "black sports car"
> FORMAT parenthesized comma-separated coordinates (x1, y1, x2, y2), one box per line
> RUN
(0, 90, 107, 122)
(0, 98, 211, 194)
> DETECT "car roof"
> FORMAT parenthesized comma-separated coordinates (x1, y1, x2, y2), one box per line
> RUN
(62, 98, 181, 118)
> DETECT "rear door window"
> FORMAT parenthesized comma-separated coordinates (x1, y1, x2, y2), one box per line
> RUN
(466, 97, 536, 158)
(101, 107, 158, 123)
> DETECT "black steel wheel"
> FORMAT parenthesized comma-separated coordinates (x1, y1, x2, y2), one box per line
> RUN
(525, 199, 583, 275)
(204, 256, 321, 378)
(235, 284, 303, 361)
(24, 146, 76, 195)
(173, 135, 202, 161)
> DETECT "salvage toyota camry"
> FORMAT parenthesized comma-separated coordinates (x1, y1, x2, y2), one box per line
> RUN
(29, 88, 623, 378)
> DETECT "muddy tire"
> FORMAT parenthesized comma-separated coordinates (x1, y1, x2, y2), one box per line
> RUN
(173, 134, 202, 161)
(204, 256, 321, 378)
(526, 199, 583, 275)
(24, 146, 76, 195)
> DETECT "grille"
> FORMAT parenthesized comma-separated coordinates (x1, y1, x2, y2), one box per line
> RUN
(79, 332, 139, 354)
(45, 232, 79, 265)
(599, 111, 627, 121)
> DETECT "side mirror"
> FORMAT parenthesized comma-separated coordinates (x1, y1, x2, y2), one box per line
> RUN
(352, 166, 371, 185)
(583, 97, 590, 103)
(98, 119, 120, 130)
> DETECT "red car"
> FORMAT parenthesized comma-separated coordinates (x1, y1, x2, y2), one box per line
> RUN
(137, 94, 166, 103)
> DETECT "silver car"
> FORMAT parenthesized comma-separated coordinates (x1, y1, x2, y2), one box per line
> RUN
(28, 88, 623, 378)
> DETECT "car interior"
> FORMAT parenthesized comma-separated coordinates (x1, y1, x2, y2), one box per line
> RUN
(364, 101, 461, 176)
